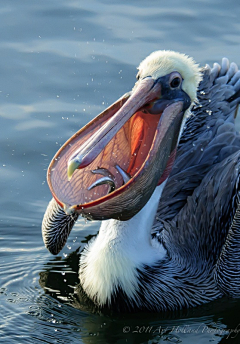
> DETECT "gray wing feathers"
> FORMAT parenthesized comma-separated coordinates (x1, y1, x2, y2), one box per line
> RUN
(162, 152, 240, 262)
(155, 57, 240, 296)
(154, 58, 240, 230)
(42, 198, 78, 255)
(215, 193, 240, 297)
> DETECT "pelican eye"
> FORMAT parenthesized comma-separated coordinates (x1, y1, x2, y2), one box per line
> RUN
(170, 77, 181, 88)
(169, 72, 182, 89)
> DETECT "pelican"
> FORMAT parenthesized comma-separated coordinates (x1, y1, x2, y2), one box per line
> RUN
(42, 50, 240, 312)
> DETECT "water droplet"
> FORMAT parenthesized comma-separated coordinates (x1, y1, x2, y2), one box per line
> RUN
(200, 148, 204, 151)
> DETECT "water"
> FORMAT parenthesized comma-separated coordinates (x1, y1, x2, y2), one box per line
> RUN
(1, 0, 240, 343)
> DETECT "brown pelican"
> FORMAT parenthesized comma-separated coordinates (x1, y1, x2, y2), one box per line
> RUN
(42, 50, 240, 312)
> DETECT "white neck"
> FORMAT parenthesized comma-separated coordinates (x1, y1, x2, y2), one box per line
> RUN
(79, 180, 167, 306)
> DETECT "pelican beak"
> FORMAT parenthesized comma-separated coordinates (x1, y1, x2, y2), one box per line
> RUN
(67, 77, 161, 179)
(47, 76, 189, 221)
(68, 159, 79, 181)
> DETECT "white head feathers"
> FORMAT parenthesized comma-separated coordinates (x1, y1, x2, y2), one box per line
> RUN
(136, 50, 202, 103)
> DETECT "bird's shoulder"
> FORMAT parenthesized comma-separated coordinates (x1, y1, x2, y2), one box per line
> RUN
(153, 57, 240, 233)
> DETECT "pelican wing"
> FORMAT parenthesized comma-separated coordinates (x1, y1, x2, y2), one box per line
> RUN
(154, 58, 240, 296)
(162, 151, 240, 259)
(154, 58, 240, 231)
(215, 191, 240, 297)
(42, 198, 79, 255)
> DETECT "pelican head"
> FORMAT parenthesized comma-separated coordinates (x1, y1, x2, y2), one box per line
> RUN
(47, 50, 202, 222)
(136, 50, 201, 103)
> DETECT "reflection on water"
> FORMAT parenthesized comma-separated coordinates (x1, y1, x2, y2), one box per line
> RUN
(2, 222, 240, 343)
(1, 0, 240, 342)
(38, 250, 240, 343)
